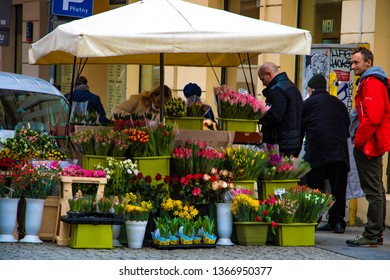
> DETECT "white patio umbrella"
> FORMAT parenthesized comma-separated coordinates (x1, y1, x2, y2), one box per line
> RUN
(29, 0, 311, 118)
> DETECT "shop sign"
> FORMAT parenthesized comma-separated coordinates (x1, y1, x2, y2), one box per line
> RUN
(322, 19, 334, 33)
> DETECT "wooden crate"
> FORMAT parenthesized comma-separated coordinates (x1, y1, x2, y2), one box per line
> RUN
(39, 196, 60, 242)
(55, 176, 107, 246)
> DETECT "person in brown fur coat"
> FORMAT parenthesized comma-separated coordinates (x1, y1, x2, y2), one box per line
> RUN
(111, 85, 172, 121)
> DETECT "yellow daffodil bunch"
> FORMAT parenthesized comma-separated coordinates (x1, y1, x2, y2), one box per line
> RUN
(161, 198, 199, 220)
(124, 192, 153, 221)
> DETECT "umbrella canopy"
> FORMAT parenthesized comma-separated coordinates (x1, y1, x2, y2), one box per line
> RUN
(29, 0, 311, 67)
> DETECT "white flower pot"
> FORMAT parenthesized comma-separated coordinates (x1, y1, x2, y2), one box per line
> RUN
(20, 198, 45, 243)
(125, 220, 147, 249)
(112, 224, 122, 247)
(0, 198, 19, 242)
(215, 202, 234, 246)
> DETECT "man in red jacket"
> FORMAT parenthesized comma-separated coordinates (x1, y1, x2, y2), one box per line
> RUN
(346, 47, 390, 246)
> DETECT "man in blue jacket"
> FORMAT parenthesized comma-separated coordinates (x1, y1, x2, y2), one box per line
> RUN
(258, 62, 303, 157)
(65, 76, 109, 124)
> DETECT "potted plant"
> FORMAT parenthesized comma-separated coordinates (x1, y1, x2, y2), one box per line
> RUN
(97, 197, 112, 216)
(224, 145, 268, 180)
(0, 161, 24, 243)
(178, 167, 234, 209)
(127, 172, 172, 216)
(214, 85, 270, 132)
(179, 219, 194, 244)
(269, 185, 334, 246)
(95, 157, 139, 197)
(160, 198, 200, 245)
(167, 217, 181, 245)
(67, 190, 86, 216)
(230, 193, 277, 246)
(0, 127, 67, 161)
(165, 97, 206, 130)
(200, 168, 235, 246)
(123, 192, 153, 249)
(115, 121, 176, 177)
(223, 144, 268, 196)
(122, 127, 149, 158)
(70, 128, 129, 169)
(151, 216, 180, 246)
(258, 144, 311, 199)
(151, 217, 172, 246)
(9, 160, 62, 243)
(171, 139, 225, 177)
(201, 215, 217, 244)
(165, 97, 186, 117)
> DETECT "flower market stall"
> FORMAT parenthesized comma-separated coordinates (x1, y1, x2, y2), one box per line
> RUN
(0, 123, 324, 249)
(21, 0, 318, 250)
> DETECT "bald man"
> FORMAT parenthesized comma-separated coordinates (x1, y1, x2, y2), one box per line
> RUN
(258, 62, 303, 157)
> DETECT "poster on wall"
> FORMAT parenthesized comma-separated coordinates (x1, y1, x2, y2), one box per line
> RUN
(301, 44, 357, 113)
(61, 65, 74, 95)
(107, 1, 127, 118)
(107, 65, 126, 117)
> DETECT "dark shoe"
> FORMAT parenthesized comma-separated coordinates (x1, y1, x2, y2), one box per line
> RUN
(346, 236, 378, 247)
(316, 223, 334, 231)
(378, 232, 384, 245)
(334, 223, 345, 234)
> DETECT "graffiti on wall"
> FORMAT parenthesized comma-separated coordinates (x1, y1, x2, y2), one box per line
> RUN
(302, 46, 355, 113)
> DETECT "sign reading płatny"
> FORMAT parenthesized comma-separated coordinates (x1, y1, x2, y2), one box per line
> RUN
(52, 0, 93, 18)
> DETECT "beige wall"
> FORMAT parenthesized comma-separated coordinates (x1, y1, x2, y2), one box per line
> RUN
(257, 0, 299, 101)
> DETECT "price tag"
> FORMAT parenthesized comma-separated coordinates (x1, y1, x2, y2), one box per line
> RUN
(274, 188, 286, 199)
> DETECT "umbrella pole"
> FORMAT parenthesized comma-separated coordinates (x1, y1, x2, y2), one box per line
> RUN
(238, 53, 251, 95)
(247, 53, 256, 97)
(160, 53, 165, 123)
(66, 57, 77, 129)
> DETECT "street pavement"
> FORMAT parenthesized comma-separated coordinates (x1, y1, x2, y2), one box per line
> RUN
(0, 225, 389, 260)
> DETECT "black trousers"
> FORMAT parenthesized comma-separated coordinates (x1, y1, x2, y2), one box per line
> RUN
(304, 162, 348, 227)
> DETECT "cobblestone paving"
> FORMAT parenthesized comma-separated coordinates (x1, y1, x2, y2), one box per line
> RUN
(2, 226, 389, 260)
(0, 241, 355, 260)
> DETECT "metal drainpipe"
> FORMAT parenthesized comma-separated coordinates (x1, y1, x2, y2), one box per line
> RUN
(349, 0, 364, 226)
(48, 0, 58, 86)
(358, 0, 363, 43)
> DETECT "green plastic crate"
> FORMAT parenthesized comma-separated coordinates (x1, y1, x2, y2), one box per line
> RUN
(165, 117, 204, 130)
(69, 224, 112, 249)
(132, 156, 171, 177)
(220, 118, 258, 132)
(274, 223, 316, 246)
